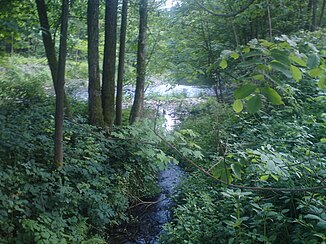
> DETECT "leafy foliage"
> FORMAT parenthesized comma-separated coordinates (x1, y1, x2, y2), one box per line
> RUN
(0, 67, 173, 242)
(162, 33, 326, 243)
(213, 30, 326, 113)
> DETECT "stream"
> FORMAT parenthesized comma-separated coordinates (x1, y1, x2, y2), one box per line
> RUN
(70, 82, 212, 243)
(124, 164, 185, 243)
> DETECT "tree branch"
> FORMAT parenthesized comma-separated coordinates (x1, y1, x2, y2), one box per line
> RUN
(153, 129, 326, 193)
(194, 0, 255, 18)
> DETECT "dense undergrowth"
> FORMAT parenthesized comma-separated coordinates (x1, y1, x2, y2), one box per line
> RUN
(162, 97, 325, 243)
(0, 65, 172, 243)
(161, 33, 326, 243)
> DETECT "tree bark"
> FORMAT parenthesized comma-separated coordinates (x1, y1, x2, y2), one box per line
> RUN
(311, 0, 318, 31)
(102, 0, 118, 130)
(35, 0, 71, 117)
(266, 0, 272, 39)
(130, 0, 148, 124)
(319, 0, 326, 27)
(115, 0, 128, 126)
(54, 0, 69, 166)
(87, 0, 104, 127)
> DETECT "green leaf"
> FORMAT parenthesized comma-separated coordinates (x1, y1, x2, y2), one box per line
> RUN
(304, 214, 323, 221)
(265, 73, 283, 85)
(289, 53, 306, 67)
(260, 175, 269, 181)
(270, 61, 292, 78)
(317, 220, 326, 229)
(261, 87, 284, 105)
(270, 174, 279, 181)
(317, 76, 326, 89)
(230, 52, 240, 59)
(309, 67, 323, 77)
(242, 46, 250, 53)
(221, 169, 233, 184)
(234, 84, 257, 99)
(266, 160, 276, 171)
(259, 40, 273, 47)
(313, 233, 326, 240)
(193, 150, 204, 159)
(232, 99, 243, 113)
(211, 165, 222, 179)
(290, 65, 302, 81)
(307, 53, 320, 69)
(238, 59, 263, 67)
(247, 95, 262, 113)
(252, 74, 264, 81)
(231, 163, 242, 179)
(211, 162, 232, 184)
(270, 49, 290, 65)
(219, 59, 228, 69)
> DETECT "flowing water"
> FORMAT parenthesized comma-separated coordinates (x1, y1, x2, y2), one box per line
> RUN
(72, 82, 214, 101)
(124, 164, 185, 243)
(69, 82, 211, 243)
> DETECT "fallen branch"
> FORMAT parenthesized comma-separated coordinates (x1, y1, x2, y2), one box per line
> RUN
(153, 129, 326, 193)
(128, 196, 167, 210)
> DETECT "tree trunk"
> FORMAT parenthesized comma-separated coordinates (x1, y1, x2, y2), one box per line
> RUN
(102, 0, 118, 131)
(266, 0, 272, 39)
(307, 0, 313, 29)
(35, 0, 71, 117)
(115, 0, 128, 126)
(54, 0, 69, 166)
(310, 0, 317, 31)
(130, 0, 148, 124)
(87, 0, 104, 127)
(319, 0, 326, 27)
(311, 0, 318, 31)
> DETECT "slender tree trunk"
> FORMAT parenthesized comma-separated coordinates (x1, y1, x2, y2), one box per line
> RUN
(102, 0, 118, 131)
(115, 0, 128, 126)
(36, 0, 58, 89)
(319, 0, 326, 27)
(307, 0, 313, 29)
(11, 32, 14, 56)
(311, 0, 318, 31)
(54, 0, 69, 166)
(231, 21, 239, 46)
(130, 0, 148, 124)
(266, 0, 272, 39)
(87, 0, 104, 127)
(35, 0, 71, 117)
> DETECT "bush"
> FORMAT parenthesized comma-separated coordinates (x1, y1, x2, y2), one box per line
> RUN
(163, 92, 325, 243)
(0, 69, 172, 242)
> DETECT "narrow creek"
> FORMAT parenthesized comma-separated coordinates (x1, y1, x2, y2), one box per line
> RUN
(119, 98, 200, 243)
(70, 82, 212, 243)
(108, 99, 187, 243)
(124, 164, 185, 243)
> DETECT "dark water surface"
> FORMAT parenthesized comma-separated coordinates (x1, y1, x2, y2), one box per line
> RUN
(108, 164, 184, 244)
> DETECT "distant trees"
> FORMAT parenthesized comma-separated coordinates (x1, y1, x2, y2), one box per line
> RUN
(160, 0, 326, 89)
